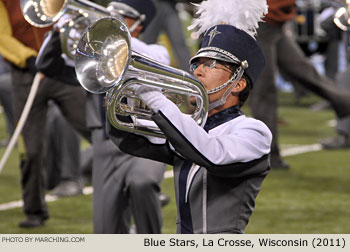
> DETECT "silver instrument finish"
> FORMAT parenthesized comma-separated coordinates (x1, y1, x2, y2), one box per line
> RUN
(75, 17, 209, 138)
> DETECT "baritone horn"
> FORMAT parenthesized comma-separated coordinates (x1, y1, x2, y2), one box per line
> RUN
(334, 0, 350, 31)
(20, 0, 110, 59)
(75, 17, 209, 138)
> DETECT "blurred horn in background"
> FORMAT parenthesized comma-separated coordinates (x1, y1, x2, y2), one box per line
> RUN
(20, 0, 109, 27)
(20, 0, 111, 59)
(334, 0, 350, 31)
(75, 17, 209, 138)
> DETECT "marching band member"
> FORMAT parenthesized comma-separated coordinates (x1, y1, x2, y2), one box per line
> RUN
(108, 0, 272, 233)
(36, 0, 170, 233)
(90, 0, 170, 234)
(0, 0, 91, 228)
(250, 0, 350, 168)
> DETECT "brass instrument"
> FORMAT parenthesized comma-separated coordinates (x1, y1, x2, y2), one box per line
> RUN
(20, 0, 110, 59)
(75, 17, 209, 138)
(334, 0, 350, 31)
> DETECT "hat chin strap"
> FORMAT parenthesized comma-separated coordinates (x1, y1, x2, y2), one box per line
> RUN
(208, 66, 245, 111)
(128, 14, 146, 33)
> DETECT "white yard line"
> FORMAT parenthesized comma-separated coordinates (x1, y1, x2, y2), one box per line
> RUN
(0, 143, 323, 211)
(0, 187, 94, 211)
(280, 143, 322, 157)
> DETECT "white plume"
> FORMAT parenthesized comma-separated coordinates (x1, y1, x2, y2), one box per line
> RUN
(188, 0, 268, 39)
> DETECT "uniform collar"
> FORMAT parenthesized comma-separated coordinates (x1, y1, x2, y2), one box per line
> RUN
(204, 105, 243, 132)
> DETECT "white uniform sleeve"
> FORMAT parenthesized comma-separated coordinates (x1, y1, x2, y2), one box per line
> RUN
(131, 37, 170, 65)
(138, 89, 272, 164)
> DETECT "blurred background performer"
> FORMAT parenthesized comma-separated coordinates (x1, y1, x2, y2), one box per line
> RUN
(0, 0, 91, 228)
(36, 0, 171, 233)
(249, 0, 350, 169)
(44, 101, 86, 196)
(141, 0, 193, 71)
(0, 55, 14, 147)
(319, 1, 350, 149)
(108, 0, 272, 234)
(91, 0, 169, 234)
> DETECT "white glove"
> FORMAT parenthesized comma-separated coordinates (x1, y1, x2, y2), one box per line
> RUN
(129, 84, 168, 113)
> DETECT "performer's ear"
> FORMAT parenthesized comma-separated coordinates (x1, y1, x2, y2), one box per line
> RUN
(232, 78, 246, 93)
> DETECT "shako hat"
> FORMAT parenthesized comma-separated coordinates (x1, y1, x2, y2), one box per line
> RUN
(188, 0, 268, 86)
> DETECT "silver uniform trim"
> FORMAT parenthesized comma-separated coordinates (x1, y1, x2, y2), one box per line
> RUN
(206, 65, 244, 94)
(202, 169, 208, 234)
(185, 164, 201, 203)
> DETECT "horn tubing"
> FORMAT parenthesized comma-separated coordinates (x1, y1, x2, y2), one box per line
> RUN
(106, 75, 208, 138)
(73, 0, 109, 14)
(107, 78, 206, 138)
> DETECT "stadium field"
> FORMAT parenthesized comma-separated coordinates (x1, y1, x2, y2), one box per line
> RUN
(0, 92, 349, 234)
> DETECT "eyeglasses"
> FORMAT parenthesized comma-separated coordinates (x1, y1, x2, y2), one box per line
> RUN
(189, 59, 232, 73)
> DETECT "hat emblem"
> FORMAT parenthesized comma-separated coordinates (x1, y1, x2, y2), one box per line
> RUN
(207, 26, 221, 46)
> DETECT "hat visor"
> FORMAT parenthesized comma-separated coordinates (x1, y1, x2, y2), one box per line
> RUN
(189, 50, 240, 65)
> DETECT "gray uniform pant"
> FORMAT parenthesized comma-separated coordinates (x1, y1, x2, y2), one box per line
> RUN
(11, 68, 90, 219)
(335, 68, 350, 137)
(44, 101, 81, 189)
(250, 22, 350, 158)
(92, 129, 164, 234)
(0, 72, 14, 136)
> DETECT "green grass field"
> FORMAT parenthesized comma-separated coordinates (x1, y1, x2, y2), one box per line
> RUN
(0, 92, 349, 234)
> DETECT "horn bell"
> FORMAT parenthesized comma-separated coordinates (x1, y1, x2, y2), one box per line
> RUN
(20, 0, 68, 27)
(75, 17, 131, 94)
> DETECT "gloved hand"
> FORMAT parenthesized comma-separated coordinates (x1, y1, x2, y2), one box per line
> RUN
(26, 56, 37, 75)
(129, 84, 167, 113)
